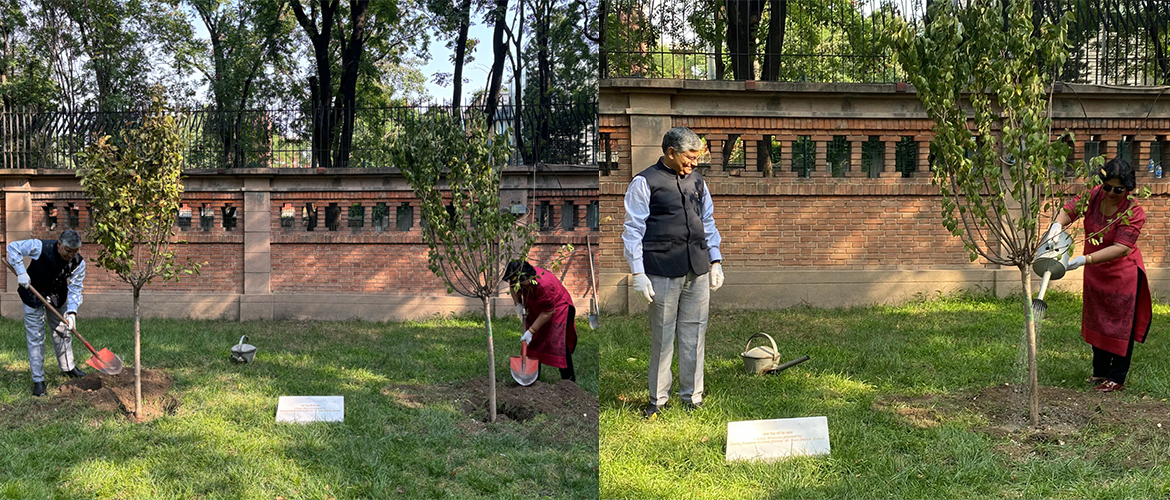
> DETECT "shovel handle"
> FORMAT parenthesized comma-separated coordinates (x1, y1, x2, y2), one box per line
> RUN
(2, 259, 98, 355)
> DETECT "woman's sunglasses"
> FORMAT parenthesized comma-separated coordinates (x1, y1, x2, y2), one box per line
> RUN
(1102, 185, 1128, 194)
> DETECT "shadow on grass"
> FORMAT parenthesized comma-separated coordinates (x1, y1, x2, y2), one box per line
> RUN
(0, 314, 600, 499)
(599, 291, 1170, 499)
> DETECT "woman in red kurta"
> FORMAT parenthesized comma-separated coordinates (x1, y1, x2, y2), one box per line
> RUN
(1046, 158, 1151, 393)
(504, 260, 577, 382)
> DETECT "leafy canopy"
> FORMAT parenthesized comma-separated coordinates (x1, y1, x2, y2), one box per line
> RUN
(78, 90, 201, 288)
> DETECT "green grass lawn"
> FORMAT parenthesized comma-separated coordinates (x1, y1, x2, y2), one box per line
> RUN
(600, 291, 1170, 499)
(0, 315, 598, 500)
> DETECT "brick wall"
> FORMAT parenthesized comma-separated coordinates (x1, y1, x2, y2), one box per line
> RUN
(598, 80, 1170, 312)
(0, 167, 598, 321)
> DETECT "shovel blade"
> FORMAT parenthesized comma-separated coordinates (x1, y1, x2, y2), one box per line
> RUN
(510, 356, 538, 386)
(86, 349, 124, 375)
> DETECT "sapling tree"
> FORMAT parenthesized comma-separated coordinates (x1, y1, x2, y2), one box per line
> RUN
(892, 0, 1083, 426)
(392, 110, 536, 423)
(78, 91, 201, 417)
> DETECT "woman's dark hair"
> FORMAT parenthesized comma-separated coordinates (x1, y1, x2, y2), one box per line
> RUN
(1097, 157, 1137, 191)
(502, 260, 536, 284)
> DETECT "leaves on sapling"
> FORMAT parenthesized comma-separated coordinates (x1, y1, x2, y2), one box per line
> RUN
(78, 88, 202, 290)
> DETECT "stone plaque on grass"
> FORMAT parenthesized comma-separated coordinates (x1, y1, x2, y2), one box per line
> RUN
(725, 416, 830, 462)
(276, 396, 344, 423)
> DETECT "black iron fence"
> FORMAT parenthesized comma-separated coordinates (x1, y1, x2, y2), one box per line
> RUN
(600, 0, 1170, 85)
(0, 100, 599, 170)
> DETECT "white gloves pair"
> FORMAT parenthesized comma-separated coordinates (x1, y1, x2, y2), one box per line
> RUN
(632, 262, 725, 305)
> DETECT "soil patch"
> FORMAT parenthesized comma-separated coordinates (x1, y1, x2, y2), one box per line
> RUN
(874, 383, 1170, 463)
(56, 369, 178, 423)
(384, 377, 599, 444)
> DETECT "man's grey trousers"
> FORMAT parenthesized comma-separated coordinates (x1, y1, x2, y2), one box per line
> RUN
(24, 304, 76, 383)
(647, 271, 710, 406)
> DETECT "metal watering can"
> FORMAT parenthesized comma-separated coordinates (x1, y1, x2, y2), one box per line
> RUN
(740, 332, 811, 375)
(230, 335, 256, 364)
(741, 332, 782, 374)
(1033, 231, 1075, 281)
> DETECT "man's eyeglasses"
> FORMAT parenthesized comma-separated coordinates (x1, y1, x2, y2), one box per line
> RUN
(1102, 185, 1127, 194)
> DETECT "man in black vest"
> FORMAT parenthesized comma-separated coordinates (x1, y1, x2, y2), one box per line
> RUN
(7, 229, 87, 397)
(622, 126, 724, 418)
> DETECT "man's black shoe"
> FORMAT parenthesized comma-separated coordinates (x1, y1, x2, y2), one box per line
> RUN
(32, 381, 45, 397)
(643, 404, 662, 419)
(62, 367, 86, 379)
(685, 401, 703, 411)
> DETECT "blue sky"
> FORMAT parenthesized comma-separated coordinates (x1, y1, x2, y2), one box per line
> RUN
(420, 24, 506, 104)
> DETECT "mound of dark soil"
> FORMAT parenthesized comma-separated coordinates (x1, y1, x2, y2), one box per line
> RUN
(383, 377, 599, 443)
(874, 383, 1170, 462)
(455, 376, 598, 424)
(57, 368, 178, 423)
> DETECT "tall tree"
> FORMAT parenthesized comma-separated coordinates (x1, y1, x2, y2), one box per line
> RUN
(519, 0, 596, 164)
(482, 0, 510, 124)
(0, 1, 57, 108)
(78, 91, 201, 417)
(426, 0, 478, 105)
(28, 0, 196, 110)
(290, 0, 416, 168)
(892, 0, 1095, 427)
(184, 0, 296, 168)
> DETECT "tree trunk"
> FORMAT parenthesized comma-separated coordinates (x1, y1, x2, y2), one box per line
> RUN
(725, 0, 763, 80)
(713, 0, 725, 80)
(760, 0, 786, 81)
(483, 297, 497, 423)
(536, 0, 551, 163)
(290, 0, 337, 169)
(333, 0, 370, 170)
(483, 0, 510, 125)
(133, 286, 142, 418)
(597, 0, 607, 79)
(1020, 266, 1038, 427)
(451, 0, 472, 106)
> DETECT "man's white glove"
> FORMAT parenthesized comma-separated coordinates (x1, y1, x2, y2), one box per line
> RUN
(632, 273, 654, 304)
(16, 273, 29, 288)
(1066, 255, 1086, 271)
(520, 330, 533, 344)
(710, 262, 724, 291)
(54, 321, 69, 337)
(1043, 221, 1063, 246)
(514, 303, 525, 322)
(66, 313, 76, 331)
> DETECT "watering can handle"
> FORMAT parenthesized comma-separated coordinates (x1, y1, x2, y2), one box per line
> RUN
(237, 335, 248, 347)
(743, 332, 779, 359)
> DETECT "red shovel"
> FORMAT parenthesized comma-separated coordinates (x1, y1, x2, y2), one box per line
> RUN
(509, 342, 539, 386)
(5, 261, 123, 375)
